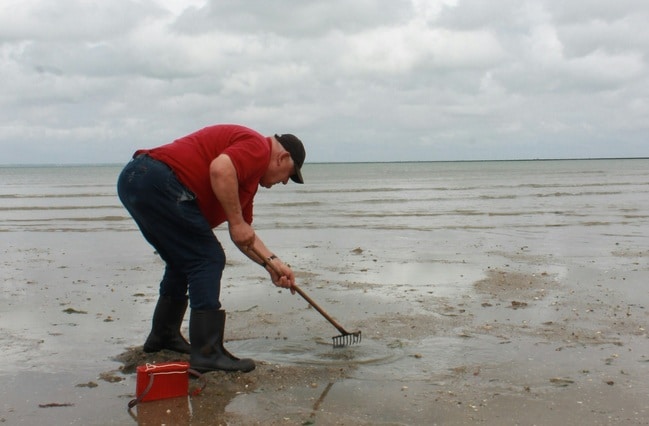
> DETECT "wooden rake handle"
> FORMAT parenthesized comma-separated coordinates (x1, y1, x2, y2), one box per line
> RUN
(249, 246, 350, 335)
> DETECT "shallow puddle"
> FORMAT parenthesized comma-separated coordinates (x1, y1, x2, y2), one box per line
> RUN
(234, 336, 405, 368)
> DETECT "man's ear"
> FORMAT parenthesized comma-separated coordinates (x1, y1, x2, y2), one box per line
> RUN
(279, 151, 291, 164)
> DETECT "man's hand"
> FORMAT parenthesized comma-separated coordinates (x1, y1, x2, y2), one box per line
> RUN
(266, 257, 296, 294)
(247, 243, 296, 295)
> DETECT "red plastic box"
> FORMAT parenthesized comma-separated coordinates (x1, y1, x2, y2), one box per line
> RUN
(135, 362, 190, 402)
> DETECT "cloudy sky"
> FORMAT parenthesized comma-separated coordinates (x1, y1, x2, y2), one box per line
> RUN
(1, 0, 647, 164)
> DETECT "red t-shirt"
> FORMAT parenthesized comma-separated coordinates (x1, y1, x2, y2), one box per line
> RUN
(134, 124, 271, 228)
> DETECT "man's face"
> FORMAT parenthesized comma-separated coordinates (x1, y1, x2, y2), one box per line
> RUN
(260, 154, 295, 188)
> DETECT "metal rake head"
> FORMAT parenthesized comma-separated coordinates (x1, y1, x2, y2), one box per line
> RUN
(332, 331, 362, 348)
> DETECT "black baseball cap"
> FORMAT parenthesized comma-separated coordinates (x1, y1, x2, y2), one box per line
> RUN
(275, 133, 305, 184)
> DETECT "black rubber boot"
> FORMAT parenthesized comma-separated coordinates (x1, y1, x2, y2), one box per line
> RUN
(189, 309, 255, 373)
(143, 296, 191, 354)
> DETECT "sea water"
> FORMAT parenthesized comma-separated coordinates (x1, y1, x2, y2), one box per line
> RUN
(3, 159, 647, 302)
(2, 159, 648, 235)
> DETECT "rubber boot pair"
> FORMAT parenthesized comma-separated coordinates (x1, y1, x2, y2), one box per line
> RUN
(143, 296, 191, 354)
(190, 309, 255, 373)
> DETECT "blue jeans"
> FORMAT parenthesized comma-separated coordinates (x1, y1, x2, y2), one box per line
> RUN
(117, 155, 225, 310)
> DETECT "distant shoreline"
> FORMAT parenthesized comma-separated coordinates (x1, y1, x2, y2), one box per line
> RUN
(1, 157, 648, 168)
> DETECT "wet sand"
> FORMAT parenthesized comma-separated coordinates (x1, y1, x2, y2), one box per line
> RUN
(1, 225, 648, 425)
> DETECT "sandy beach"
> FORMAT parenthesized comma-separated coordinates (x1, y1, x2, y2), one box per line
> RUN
(1, 160, 648, 425)
(2, 223, 648, 425)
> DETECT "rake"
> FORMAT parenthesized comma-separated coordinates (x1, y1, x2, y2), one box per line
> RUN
(250, 246, 361, 348)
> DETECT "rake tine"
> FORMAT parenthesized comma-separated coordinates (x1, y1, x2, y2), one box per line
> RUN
(332, 331, 362, 348)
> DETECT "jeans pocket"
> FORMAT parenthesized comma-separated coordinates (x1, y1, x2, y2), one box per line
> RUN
(178, 187, 195, 202)
(163, 169, 196, 203)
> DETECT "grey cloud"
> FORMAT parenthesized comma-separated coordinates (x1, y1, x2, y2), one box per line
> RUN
(0, 0, 163, 42)
(172, 0, 412, 36)
(0, 0, 647, 164)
